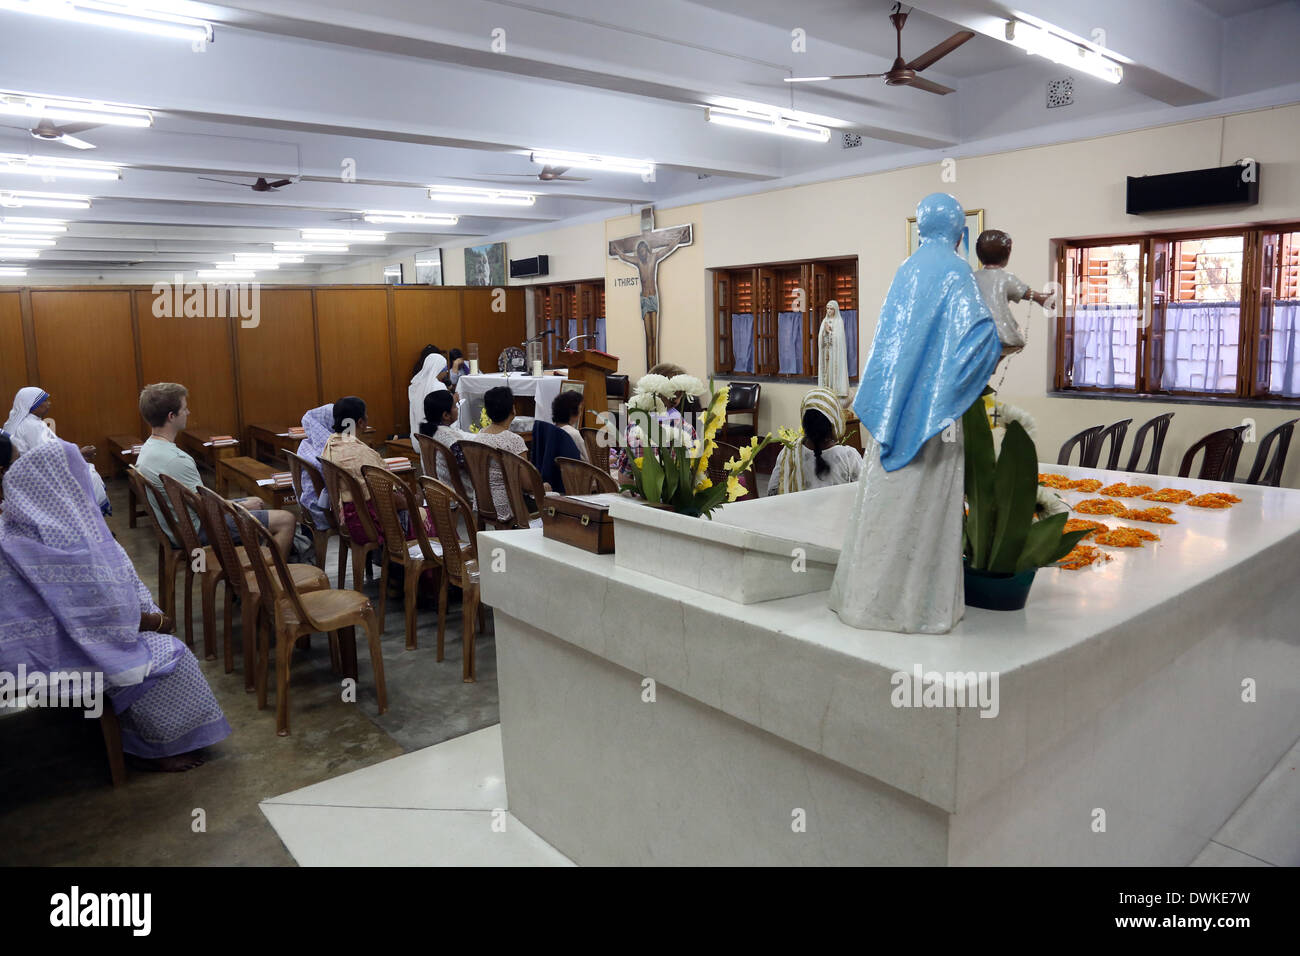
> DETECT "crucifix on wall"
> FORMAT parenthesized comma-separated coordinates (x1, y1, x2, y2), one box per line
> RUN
(608, 206, 693, 369)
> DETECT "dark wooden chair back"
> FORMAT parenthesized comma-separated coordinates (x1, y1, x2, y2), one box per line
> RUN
(1092, 418, 1133, 471)
(500, 453, 546, 530)
(1178, 426, 1246, 482)
(1244, 418, 1299, 487)
(722, 382, 761, 444)
(580, 426, 611, 474)
(318, 456, 381, 544)
(1124, 413, 1175, 474)
(1057, 426, 1104, 467)
(704, 440, 760, 501)
(605, 374, 630, 403)
(557, 456, 619, 495)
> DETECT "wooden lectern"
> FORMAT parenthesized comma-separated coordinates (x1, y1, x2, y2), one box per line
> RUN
(559, 349, 619, 426)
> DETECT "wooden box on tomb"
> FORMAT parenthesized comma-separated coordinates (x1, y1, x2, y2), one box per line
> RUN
(541, 493, 617, 554)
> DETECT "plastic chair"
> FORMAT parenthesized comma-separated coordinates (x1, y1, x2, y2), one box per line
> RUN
(557, 456, 619, 494)
(720, 382, 761, 446)
(415, 433, 473, 505)
(126, 466, 185, 627)
(1243, 418, 1299, 487)
(318, 457, 381, 592)
(284, 449, 336, 570)
(1124, 413, 1174, 474)
(500, 452, 546, 531)
(418, 477, 483, 682)
(197, 487, 330, 690)
(1091, 418, 1133, 471)
(580, 426, 610, 474)
(160, 475, 230, 663)
(363, 464, 441, 651)
(1178, 426, 1247, 482)
(1057, 426, 1104, 467)
(457, 441, 512, 530)
(232, 502, 384, 735)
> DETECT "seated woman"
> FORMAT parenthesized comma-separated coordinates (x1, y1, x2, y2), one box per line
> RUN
(0, 439, 232, 771)
(473, 386, 528, 521)
(418, 389, 476, 489)
(618, 363, 704, 483)
(407, 346, 448, 440)
(766, 387, 862, 495)
(5, 386, 111, 515)
(551, 389, 589, 463)
(446, 349, 467, 390)
(294, 403, 334, 531)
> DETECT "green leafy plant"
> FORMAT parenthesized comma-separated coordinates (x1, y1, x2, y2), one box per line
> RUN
(963, 396, 1089, 574)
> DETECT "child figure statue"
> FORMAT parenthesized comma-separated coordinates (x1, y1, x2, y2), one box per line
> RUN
(972, 229, 1054, 364)
(829, 193, 1000, 634)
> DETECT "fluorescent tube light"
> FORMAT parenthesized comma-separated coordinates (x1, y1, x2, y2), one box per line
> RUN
(427, 185, 536, 206)
(274, 242, 348, 253)
(300, 229, 387, 242)
(705, 106, 831, 142)
(361, 211, 459, 227)
(0, 236, 55, 246)
(0, 153, 122, 181)
(0, 218, 66, 233)
(528, 150, 654, 177)
(214, 261, 276, 270)
(197, 270, 255, 279)
(0, 190, 92, 209)
(0, 249, 41, 258)
(0, 91, 153, 128)
(0, 267, 27, 276)
(0, 1, 214, 45)
(1004, 21, 1123, 84)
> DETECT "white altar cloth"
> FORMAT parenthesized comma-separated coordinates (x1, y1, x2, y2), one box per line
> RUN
(480, 463, 1300, 864)
(456, 373, 564, 430)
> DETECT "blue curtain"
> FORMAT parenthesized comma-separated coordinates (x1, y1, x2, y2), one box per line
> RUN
(778, 312, 802, 374)
(596, 317, 607, 353)
(843, 309, 859, 379)
(568, 319, 578, 345)
(731, 313, 754, 373)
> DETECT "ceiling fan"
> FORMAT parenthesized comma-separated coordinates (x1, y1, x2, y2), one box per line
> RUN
(198, 175, 296, 191)
(786, 2, 974, 95)
(450, 165, 590, 184)
(0, 119, 101, 149)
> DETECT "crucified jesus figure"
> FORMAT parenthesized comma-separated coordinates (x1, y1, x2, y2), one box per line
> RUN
(609, 218, 693, 369)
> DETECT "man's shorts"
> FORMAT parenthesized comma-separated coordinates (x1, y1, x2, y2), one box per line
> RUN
(197, 503, 269, 546)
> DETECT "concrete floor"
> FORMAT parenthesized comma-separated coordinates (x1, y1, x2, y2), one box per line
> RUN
(0, 476, 499, 866)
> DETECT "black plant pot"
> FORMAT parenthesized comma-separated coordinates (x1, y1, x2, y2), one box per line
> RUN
(963, 564, 1038, 611)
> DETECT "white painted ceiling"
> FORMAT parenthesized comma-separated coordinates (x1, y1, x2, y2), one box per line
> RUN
(0, 0, 1296, 280)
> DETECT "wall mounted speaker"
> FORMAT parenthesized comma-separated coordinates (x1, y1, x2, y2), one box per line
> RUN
(1126, 163, 1260, 215)
(509, 254, 549, 279)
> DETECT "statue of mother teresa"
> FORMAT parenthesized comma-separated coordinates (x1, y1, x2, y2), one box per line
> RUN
(830, 193, 1000, 634)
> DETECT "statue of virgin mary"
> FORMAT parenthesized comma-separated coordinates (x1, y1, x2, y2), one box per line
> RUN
(829, 193, 1000, 634)
(817, 300, 851, 401)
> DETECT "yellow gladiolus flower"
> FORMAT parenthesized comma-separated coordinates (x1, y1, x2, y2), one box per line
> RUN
(633, 457, 644, 469)
(696, 475, 713, 491)
(726, 475, 744, 501)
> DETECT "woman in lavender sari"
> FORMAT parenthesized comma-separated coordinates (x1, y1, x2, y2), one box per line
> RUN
(295, 403, 334, 531)
(0, 440, 231, 771)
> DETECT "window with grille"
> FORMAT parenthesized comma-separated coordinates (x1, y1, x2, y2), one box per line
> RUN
(1055, 224, 1300, 401)
(712, 256, 858, 380)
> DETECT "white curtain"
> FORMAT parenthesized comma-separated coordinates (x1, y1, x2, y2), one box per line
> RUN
(1071, 304, 1138, 389)
(1270, 301, 1300, 397)
(1161, 301, 1239, 393)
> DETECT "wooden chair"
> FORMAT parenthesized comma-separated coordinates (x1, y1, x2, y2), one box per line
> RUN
(1091, 418, 1133, 471)
(231, 502, 385, 736)
(605, 373, 630, 410)
(457, 441, 512, 530)
(1178, 426, 1247, 482)
(160, 475, 230, 664)
(720, 382, 761, 446)
(1124, 413, 1175, 474)
(500, 452, 546, 530)
(197, 487, 331, 689)
(580, 426, 611, 474)
(318, 457, 381, 592)
(284, 449, 336, 570)
(1243, 418, 1299, 487)
(363, 464, 441, 651)
(415, 432, 473, 505)
(1057, 426, 1104, 467)
(708, 440, 760, 501)
(418, 477, 482, 682)
(125, 466, 184, 628)
(557, 456, 619, 494)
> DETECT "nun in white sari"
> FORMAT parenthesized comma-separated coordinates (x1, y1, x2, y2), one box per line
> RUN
(407, 350, 448, 438)
(5, 387, 112, 515)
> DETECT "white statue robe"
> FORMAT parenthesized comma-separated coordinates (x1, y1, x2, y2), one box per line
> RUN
(817, 306, 850, 400)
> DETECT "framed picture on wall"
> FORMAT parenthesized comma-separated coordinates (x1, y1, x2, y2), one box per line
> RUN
(415, 249, 443, 285)
(907, 208, 984, 271)
(383, 263, 403, 285)
(464, 242, 506, 286)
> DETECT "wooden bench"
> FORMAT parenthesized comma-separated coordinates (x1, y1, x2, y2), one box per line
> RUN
(106, 434, 147, 528)
(216, 456, 297, 510)
(248, 422, 381, 465)
(178, 426, 241, 476)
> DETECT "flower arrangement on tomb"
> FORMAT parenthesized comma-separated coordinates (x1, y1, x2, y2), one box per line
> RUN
(623, 379, 771, 518)
(1142, 487, 1194, 503)
(1186, 492, 1241, 508)
(963, 395, 1092, 577)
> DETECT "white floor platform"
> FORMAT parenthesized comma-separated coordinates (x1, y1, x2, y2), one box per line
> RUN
(261, 724, 1297, 867)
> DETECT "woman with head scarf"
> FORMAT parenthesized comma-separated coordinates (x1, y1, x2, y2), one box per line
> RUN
(408, 347, 449, 439)
(5, 387, 111, 515)
(766, 387, 862, 495)
(0, 439, 231, 771)
(294, 403, 334, 530)
(829, 193, 1000, 634)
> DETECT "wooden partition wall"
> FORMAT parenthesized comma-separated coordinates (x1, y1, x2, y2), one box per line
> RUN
(0, 284, 525, 474)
